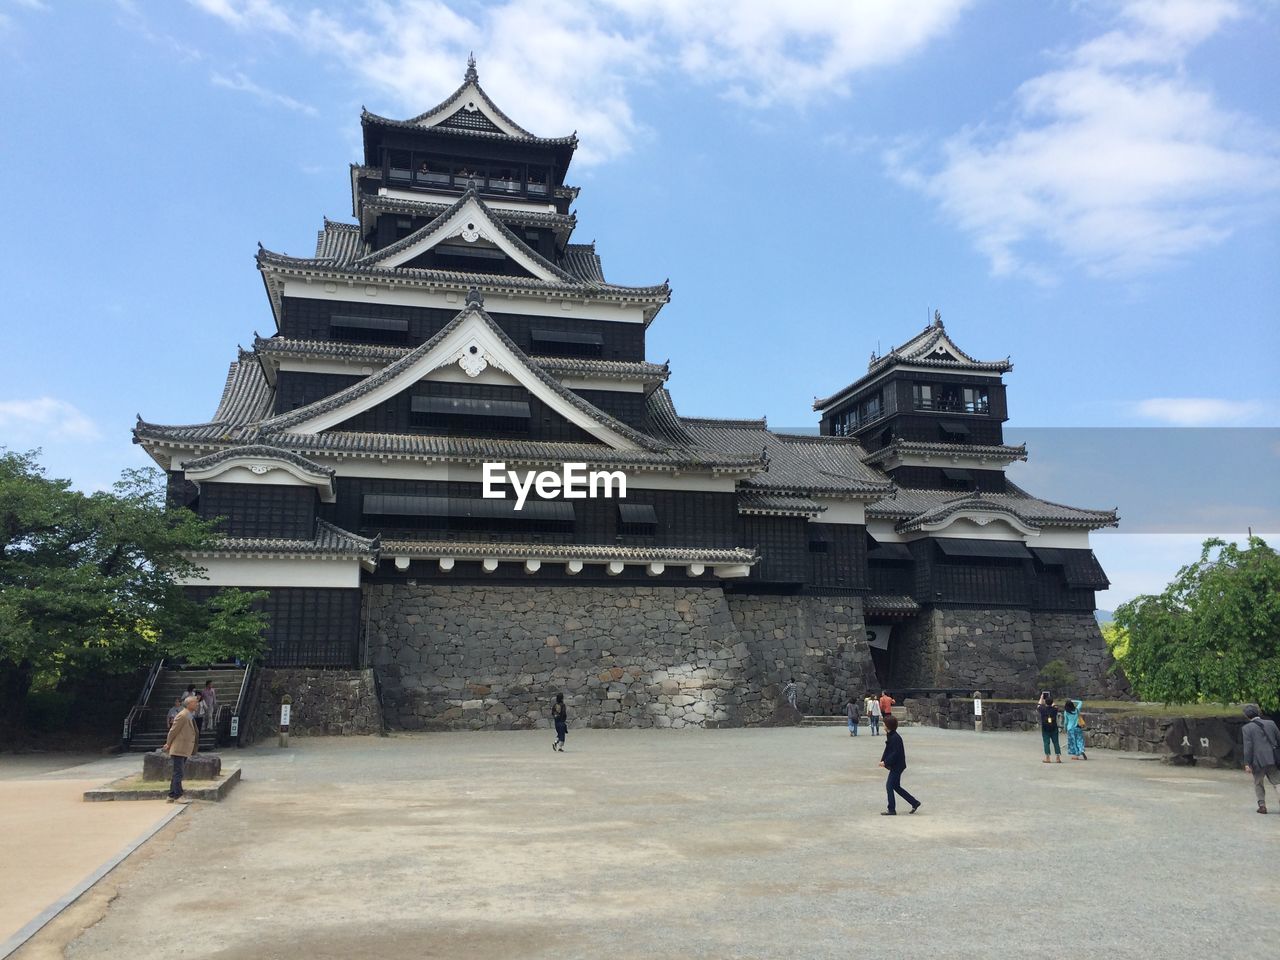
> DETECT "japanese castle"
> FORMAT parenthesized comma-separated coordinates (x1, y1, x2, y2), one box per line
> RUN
(135, 60, 1120, 730)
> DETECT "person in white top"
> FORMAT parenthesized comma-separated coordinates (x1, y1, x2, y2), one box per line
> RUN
(868, 693, 883, 735)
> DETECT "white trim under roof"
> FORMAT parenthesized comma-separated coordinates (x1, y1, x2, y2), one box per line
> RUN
(184, 457, 336, 503)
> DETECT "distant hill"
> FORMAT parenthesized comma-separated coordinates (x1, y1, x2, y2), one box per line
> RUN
(1095, 609, 1114, 624)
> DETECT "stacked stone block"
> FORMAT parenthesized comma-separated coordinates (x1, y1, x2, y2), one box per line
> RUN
(364, 584, 874, 731)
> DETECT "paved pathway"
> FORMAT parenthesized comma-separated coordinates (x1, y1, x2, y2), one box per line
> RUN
(10, 728, 1280, 959)
(0, 753, 175, 954)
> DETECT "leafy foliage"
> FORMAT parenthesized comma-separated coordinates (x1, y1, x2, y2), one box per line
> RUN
(1115, 537, 1280, 711)
(1035, 659, 1076, 695)
(0, 450, 269, 729)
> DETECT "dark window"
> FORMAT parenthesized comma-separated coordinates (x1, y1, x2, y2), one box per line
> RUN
(618, 502, 658, 537)
(362, 494, 574, 535)
(330, 314, 409, 344)
(942, 467, 973, 489)
(915, 382, 989, 413)
(530, 329, 604, 357)
(935, 538, 1032, 560)
(938, 420, 971, 440)
(410, 394, 531, 433)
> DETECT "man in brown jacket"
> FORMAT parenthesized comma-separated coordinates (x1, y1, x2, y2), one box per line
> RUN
(164, 695, 199, 803)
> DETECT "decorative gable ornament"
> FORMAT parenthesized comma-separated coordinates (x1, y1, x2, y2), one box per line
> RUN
(455, 339, 494, 378)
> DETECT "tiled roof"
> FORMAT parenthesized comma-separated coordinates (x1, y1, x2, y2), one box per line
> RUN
(213, 354, 273, 424)
(314, 220, 366, 262)
(257, 242, 669, 305)
(362, 109, 577, 148)
(863, 595, 921, 613)
(814, 320, 1012, 411)
(868, 483, 1118, 531)
(262, 430, 764, 471)
(861, 440, 1029, 466)
(363, 61, 575, 148)
(189, 520, 379, 560)
(353, 190, 579, 284)
(252, 336, 669, 385)
(181, 445, 333, 480)
(136, 356, 275, 445)
(671, 419, 893, 499)
(643, 391, 889, 498)
(381, 539, 756, 566)
(737, 492, 825, 517)
(256, 303, 671, 452)
(357, 194, 576, 236)
(562, 243, 605, 284)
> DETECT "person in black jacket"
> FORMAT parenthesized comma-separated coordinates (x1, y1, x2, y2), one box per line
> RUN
(878, 715, 920, 815)
(551, 693, 568, 752)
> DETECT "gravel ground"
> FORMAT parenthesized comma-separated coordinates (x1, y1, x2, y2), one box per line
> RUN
(16, 727, 1280, 960)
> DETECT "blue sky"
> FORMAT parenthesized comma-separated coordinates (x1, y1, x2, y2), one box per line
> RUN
(0, 0, 1276, 603)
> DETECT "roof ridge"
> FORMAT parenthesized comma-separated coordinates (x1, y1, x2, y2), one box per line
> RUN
(680, 415, 768, 429)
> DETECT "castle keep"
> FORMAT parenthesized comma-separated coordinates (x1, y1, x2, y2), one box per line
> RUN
(135, 61, 1119, 730)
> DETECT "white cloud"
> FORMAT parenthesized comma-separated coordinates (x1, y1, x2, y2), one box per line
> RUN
(0, 397, 101, 441)
(887, 0, 1280, 280)
(188, 0, 971, 164)
(211, 71, 317, 116)
(1134, 397, 1264, 426)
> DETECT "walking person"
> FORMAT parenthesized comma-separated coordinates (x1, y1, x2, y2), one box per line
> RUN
(846, 695, 861, 737)
(1063, 699, 1087, 760)
(163, 695, 199, 803)
(868, 692, 882, 736)
(878, 716, 920, 815)
(551, 693, 568, 752)
(1241, 704, 1280, 814)
(783, 678, 799, 711)
(1038, 692, 1062, 763)
(879, 690, 895, 718)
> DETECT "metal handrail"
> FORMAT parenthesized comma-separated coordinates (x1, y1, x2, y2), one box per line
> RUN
(139, 658, 164, 706)
(231, 661, 255, 747)
(121, 659, 164, 749)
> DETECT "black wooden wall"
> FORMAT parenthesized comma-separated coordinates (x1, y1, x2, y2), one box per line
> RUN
(278, 297, 646, 360)
(198, 482, 316, 540)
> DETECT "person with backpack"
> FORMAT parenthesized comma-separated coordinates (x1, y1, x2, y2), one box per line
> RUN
(551, 693, 568, 752)
(1038, 692, 1062, 764)
(1241, 704, 1280, 814)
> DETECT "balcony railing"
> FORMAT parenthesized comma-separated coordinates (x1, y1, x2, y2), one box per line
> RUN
(386, 169, 551, 201)
(914, 398, 989, 414)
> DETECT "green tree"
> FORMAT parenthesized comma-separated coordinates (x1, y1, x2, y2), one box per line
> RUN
(1036, 659, 1076, 694)
(0, 451, 268, 730)
(1115, 536, 1280, 710)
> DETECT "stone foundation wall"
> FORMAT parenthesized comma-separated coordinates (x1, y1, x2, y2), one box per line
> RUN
(725, 594, 876, 715)
(364, 583, 874, 731)
(246, 668, 382, 742)
(1031, 612, 1130, 697)
(890, 609, 1120, 697)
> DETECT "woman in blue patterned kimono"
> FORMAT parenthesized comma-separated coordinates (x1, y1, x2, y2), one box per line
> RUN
(1063, 699, 1087, 760)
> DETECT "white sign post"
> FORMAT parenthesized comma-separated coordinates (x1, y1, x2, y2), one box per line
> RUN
(973, 692, 983, 733)
(279, 696, 292, 748)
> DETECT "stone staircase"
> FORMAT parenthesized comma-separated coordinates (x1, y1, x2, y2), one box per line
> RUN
(801, 708, 913, 728)
(126, 666, 248, 753)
